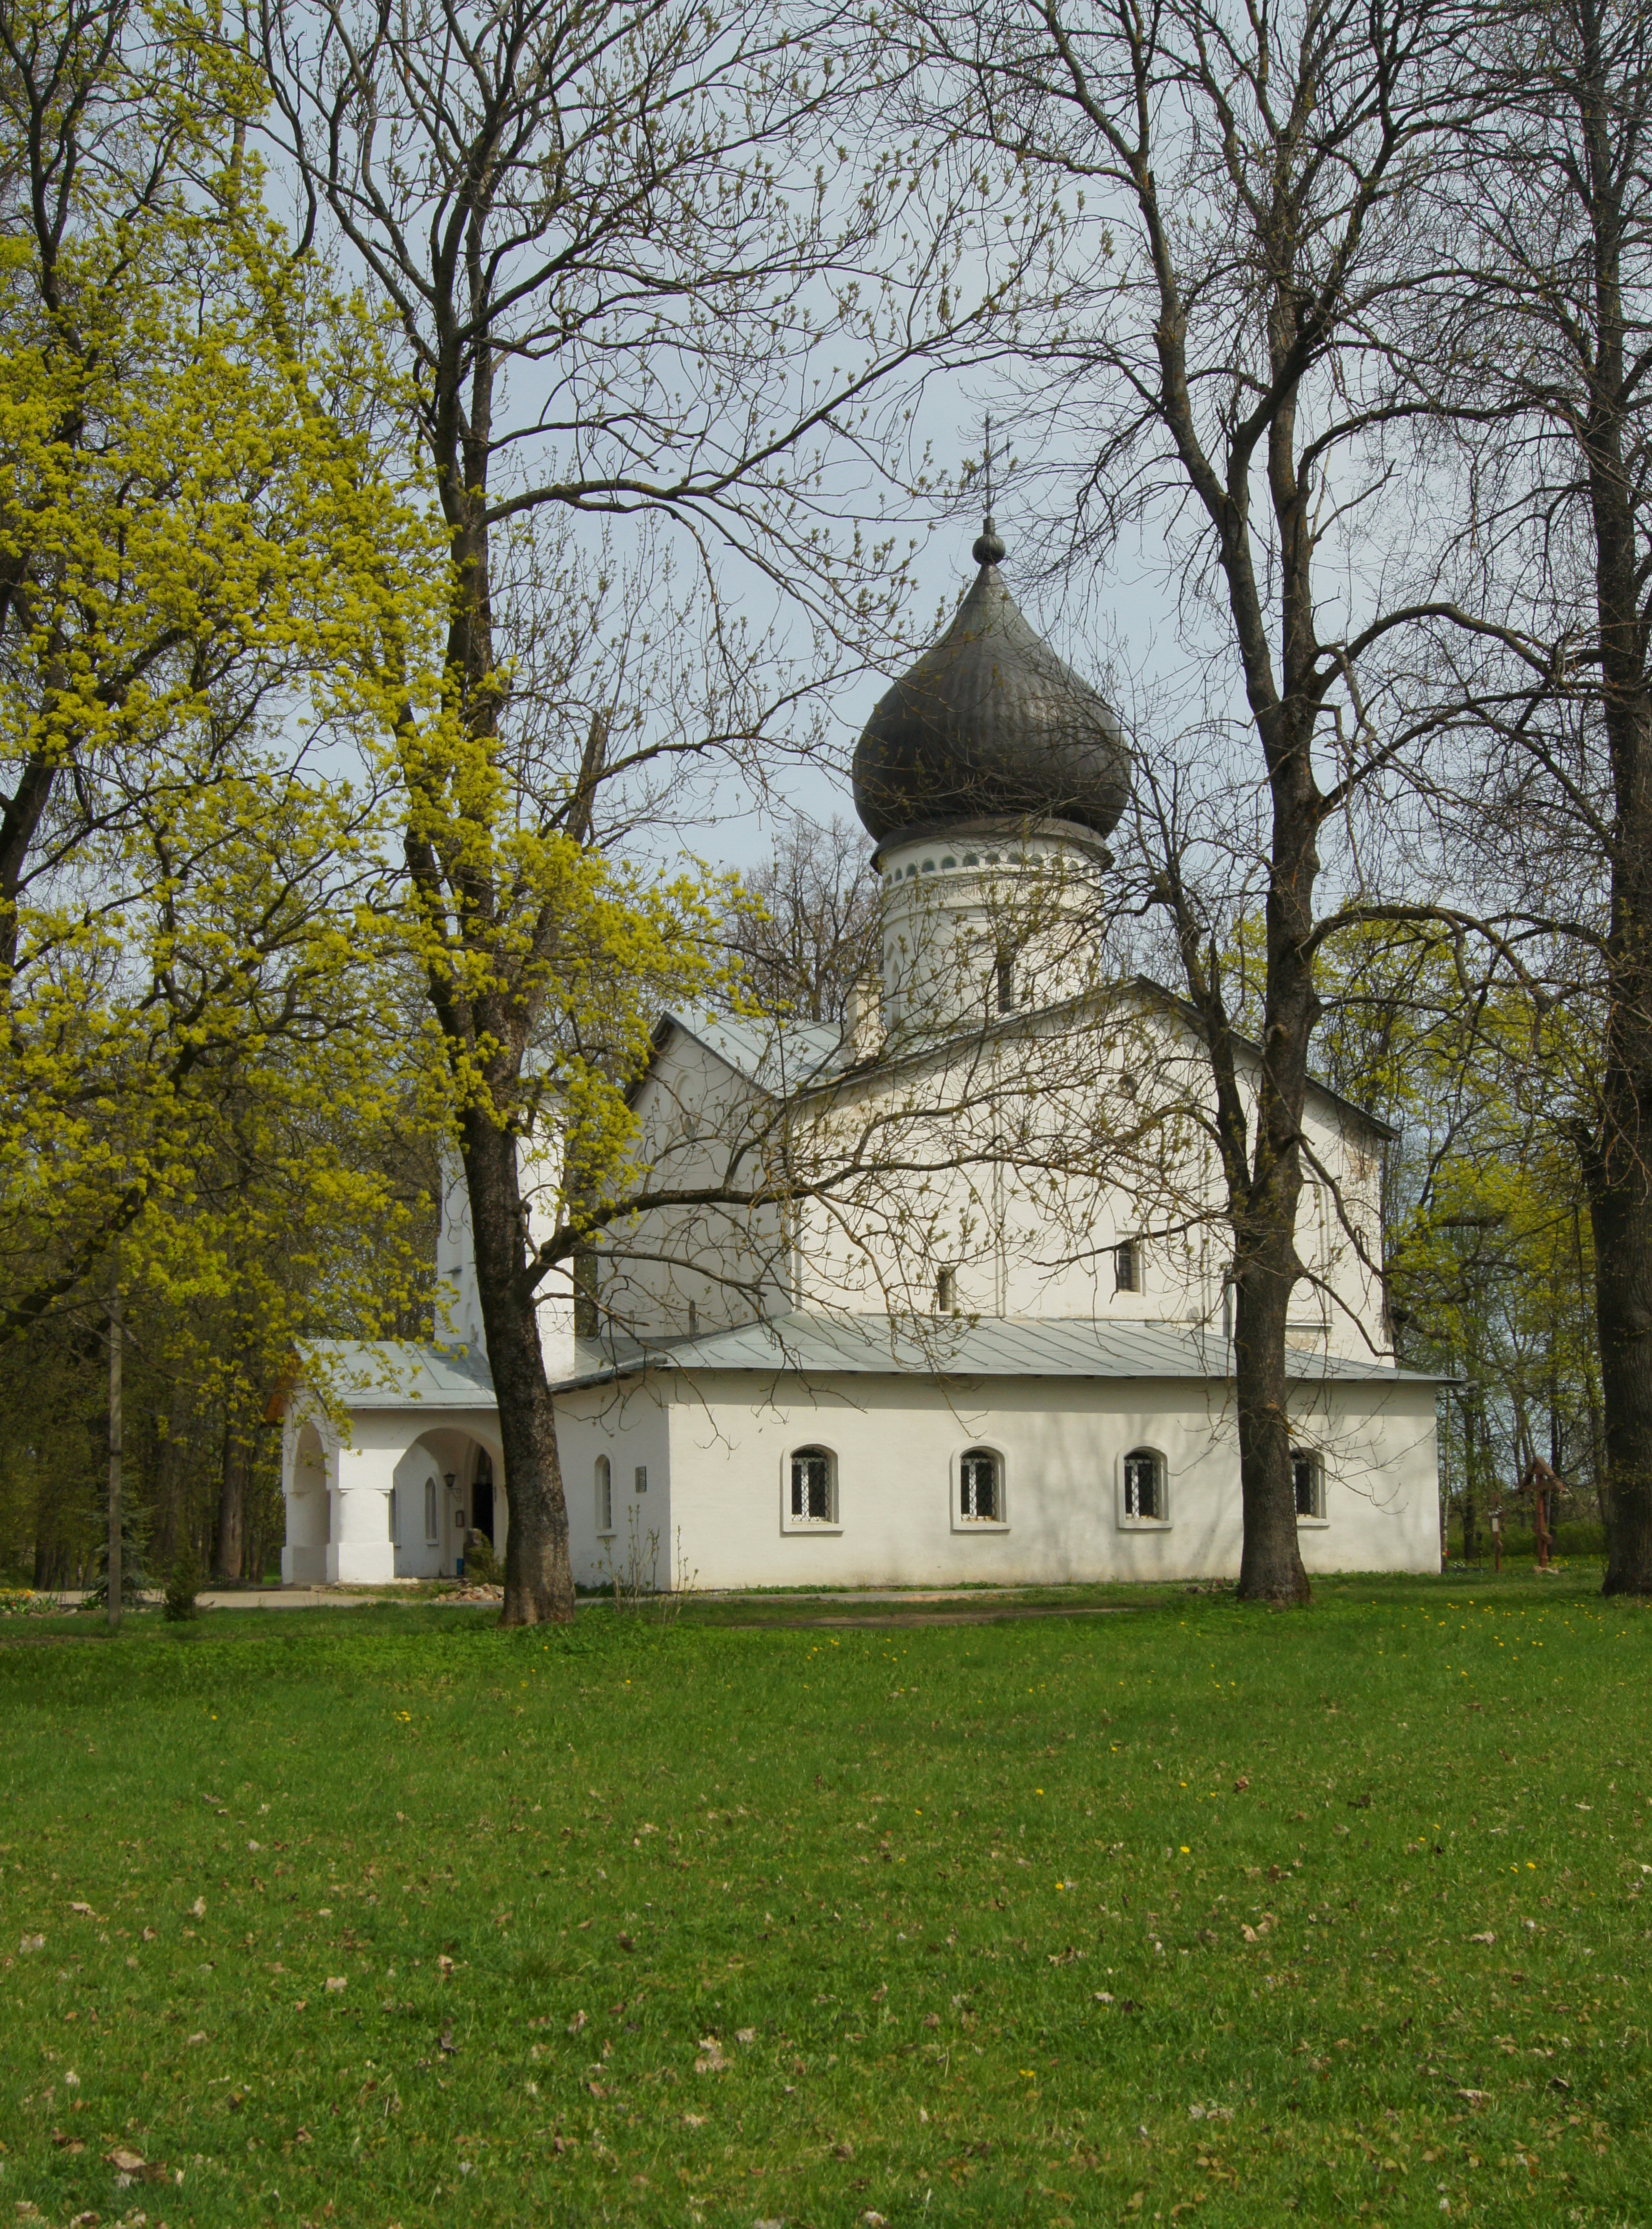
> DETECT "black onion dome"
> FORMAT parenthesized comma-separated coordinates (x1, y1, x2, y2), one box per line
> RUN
(853, 523, 1131, 846)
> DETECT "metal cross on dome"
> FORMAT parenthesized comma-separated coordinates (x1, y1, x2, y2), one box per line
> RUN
(975, 415, 1010, 565)
(980, 413, 1010, 520)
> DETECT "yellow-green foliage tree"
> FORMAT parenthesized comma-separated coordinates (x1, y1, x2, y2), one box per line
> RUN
(0, 0, 452, 1580)
(1314, 930, 1602, 1556)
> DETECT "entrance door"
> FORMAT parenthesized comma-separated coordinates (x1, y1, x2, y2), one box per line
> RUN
(472, 1450, 495, 1544)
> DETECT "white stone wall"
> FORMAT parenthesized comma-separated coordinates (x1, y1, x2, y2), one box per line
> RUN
(596, 1026, 796, 1339)
(779, 1001, 1389, 1362)
(280, 1397, 504, 1585)
(553, 1377, 674, 1592)
(553, 1366, 1439, 1589)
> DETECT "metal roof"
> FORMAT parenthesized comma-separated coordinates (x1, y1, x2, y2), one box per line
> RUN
(549, 1310, 1435, 1394)
(655, 984, 1395, 1146)
(653, 1008, 848, 1096)
(852, 525, 1130, 845)
(295, 1340, 496, 1410)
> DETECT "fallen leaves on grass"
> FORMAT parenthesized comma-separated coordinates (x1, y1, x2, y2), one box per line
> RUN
(107, 2146, 168, 2184)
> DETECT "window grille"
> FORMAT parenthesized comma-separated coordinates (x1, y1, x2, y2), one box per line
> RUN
(634, 1465, 648, 1495)
(596, 1454, 613, 1534)
(388, 1488, 397, 1544)
(1115, 1238, 1139, 1293)
(790, 1446, 835, 1524)
(959, 1448, 1001, 1522)
(423, 1477, 439, 1544)
(1123, 1448, 1164, 1522)
(996, 949, 1017, 1013)
(936, 1266, 958, 1314)
(1293, 1450, 1324, 1520)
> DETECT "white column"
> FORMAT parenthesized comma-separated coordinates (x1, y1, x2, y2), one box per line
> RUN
(329, 1440, 398, 1585)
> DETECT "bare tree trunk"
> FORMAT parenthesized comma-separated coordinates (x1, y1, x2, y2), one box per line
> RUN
(152, 1405, 180, 1572)
(911, 0, 1474, 1604)
(213, 1421, 248, 1584)
(463, 1114, 574, 1625)
(1587, 1145, 1652, 1589)
(1579, 7, 1652, 1587)
(1460, 0, 1652, 1591)
(1233, 1248, 1311, 1603)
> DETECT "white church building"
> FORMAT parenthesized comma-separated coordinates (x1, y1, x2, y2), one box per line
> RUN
(279, 519, 1442, 1591)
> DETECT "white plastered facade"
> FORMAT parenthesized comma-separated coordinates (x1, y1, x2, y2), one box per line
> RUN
(279, 1376, 507, 1588)
(553, 1362, 1440, 1592)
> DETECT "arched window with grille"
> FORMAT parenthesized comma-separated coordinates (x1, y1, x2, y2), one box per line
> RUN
(1122, 1447, 1167, 1525)
(788, 1445, 837, 1526)
(959, 1447, 1001, 1523)
(1292, 1449, 1325, 1521)
(595, 1454, 613, 1536)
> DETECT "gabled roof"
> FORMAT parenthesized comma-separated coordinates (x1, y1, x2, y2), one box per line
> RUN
(1130, 977, 1398, 1145)
(549, 1310, 1434, 1394)
(648, 1008, 849, 1097)
(646, 983, 1395, 1145)
(291, 1340, 496, 1411)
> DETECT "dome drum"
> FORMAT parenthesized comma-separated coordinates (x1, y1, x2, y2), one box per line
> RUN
(871, 814, 1114, 878)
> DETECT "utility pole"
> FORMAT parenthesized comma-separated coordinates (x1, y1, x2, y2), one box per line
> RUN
(107, 1285, 123, 1634)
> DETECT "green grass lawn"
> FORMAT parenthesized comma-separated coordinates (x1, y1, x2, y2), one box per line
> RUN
(2, 1569, 1647, 2229)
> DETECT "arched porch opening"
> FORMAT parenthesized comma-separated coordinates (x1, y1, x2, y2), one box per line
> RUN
(391, 1428, 504, 1579)
(283, 1421, 331, 1585)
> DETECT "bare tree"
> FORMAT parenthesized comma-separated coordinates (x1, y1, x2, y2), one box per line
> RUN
(726, 816, 881, 1024)
(904, 0, 1485, 1601)
(257, 0, 1032, 1622)
(1411, 0, 1652, 1593)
